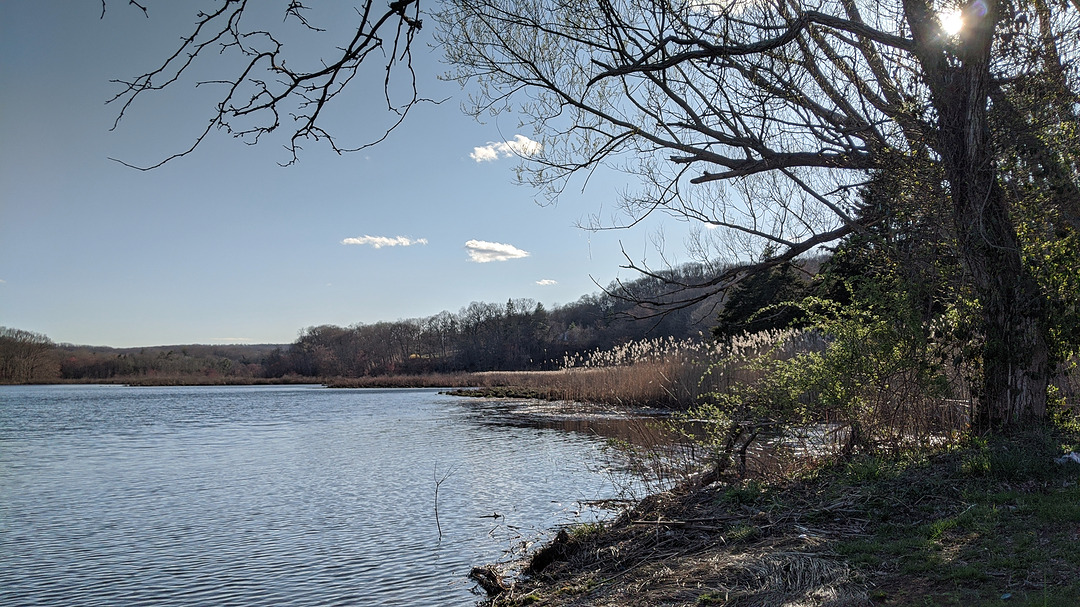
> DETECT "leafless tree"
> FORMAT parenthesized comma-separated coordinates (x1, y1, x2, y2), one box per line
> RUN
(0, 327, 57, 383)
(435, 0, 1080, 429)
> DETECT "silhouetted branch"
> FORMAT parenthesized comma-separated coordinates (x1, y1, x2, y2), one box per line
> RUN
(104, 1, 431, 168)
(606, 222, 855, 321)
(101, 1, 147, 20)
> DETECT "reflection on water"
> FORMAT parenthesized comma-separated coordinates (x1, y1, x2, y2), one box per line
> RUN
(0, 385, 639, 606)
(459, 398, 674, 446)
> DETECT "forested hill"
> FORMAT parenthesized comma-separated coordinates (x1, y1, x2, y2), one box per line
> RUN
(4, 261, 775, 383)
(269, 261, 743, 377)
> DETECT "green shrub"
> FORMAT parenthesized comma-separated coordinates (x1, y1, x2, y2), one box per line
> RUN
(684, 289, 963, 471)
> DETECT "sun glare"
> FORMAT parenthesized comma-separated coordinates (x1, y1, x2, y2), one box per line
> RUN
(940, 9, 964, 36)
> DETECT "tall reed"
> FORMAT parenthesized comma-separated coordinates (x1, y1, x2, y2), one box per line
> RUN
(546, 330, 811, 408)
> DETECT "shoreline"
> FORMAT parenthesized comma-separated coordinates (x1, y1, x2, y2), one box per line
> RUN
(2, 373, 550, 389)
(472, 430, 1080, 606)
(3, 371, 588, 391)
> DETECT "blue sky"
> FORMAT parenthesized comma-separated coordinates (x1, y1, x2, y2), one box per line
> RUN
(0, 2, 689, 347)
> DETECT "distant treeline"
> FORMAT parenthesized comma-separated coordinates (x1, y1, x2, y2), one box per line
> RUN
(3, 263, 759, 383)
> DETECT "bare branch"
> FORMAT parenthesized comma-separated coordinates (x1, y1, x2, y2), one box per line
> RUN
(101, 1, 148, 20)
(589, 10, 913, 87)
(609, 221, 855, 317)
(107, 1, 430, 168)
(683, 151, 874, 182)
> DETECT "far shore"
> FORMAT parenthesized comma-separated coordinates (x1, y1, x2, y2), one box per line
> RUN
(3, 371, 642, 401)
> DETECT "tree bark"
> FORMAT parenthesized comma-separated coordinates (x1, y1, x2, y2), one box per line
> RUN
(949, 166, 1050, 431)
(906, 0, 1050, 430)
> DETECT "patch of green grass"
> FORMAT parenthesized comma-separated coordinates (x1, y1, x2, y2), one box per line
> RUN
(834, 538, 886, 567)
(959, 431, 1073, 482)
(842, 455, 897, 482)
(960, 449, 992, 477)
(1029, 485, 1080, 522)
(725, 522, 759, 543)
(808, 428, 1080, 605)
(718, 480, 766, 506)
(924, 515, 960, 541)
(1012, 584, 1080, 607)
(943, 563, 989, 583)
(568, 522, 605, 540)
(697, 591, 726, 605)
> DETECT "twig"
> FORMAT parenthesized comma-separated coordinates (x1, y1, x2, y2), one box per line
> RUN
(433, 462, 458, 543)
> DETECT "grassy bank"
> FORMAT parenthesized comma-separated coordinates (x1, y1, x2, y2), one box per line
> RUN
(477, 430, 1080, 606)
(327, 363, 705, 405)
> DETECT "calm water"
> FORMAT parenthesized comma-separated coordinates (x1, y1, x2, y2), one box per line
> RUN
(0, 385, 636, 606)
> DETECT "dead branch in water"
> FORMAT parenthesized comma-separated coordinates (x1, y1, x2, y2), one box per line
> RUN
(433, 462, 457, 543)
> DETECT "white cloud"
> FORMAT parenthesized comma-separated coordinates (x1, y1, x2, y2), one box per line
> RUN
(536, 279, 558, 286)
(342, 235, 428, 249)
(470, 146, 500, 162)
(470, 134, 542, 162)
(465, 240, 530, 263)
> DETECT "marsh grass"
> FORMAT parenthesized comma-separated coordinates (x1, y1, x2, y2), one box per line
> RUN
(553, 327, 982, 461)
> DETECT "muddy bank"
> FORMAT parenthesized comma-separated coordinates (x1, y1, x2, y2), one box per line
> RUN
(475, 469, 868, 606)
(472, 432, 1080, 606)
(447, 390, 677, 451)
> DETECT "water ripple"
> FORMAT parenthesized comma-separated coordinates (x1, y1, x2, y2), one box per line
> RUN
(1, 385, 633, 606)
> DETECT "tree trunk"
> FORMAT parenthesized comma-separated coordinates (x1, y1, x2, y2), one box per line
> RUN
(950, 176, 1050, 431)
(917, 0, 1051, 431)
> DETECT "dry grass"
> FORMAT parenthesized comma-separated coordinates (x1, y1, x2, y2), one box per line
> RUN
(324, 372, 502, 389)
(533, 330, 815, 409)
(329, 335, 1080, 459)
(481, 466, 872, 607)
(479, 428, 1080, 607)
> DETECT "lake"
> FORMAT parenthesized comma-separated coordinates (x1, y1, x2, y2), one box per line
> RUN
(0, 385, 642, 606)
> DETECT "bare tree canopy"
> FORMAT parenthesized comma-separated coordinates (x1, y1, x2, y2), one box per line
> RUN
(0, 327, 56, 383)
(104, 0, 427, 168)
(434, 0, 1079, 428)
(439, 0, 1076, 248)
